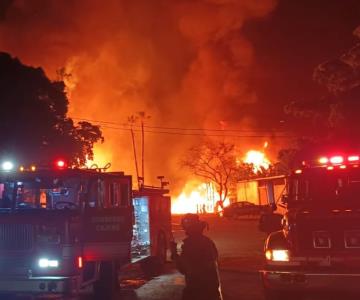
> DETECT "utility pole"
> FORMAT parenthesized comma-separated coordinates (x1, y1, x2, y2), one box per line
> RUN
(137, 111, 150, 187)
(127, 115, 140, 188)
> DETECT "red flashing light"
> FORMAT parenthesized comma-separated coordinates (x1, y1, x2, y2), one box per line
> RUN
(327, 166, 334, 170)
(77, 256, 83, 269)
(348, 155, 359, 162)
(55, 160, 66, 169)
(295, 169, 302, 174)
(319, 157, 328, 164)
(330, 156, 343, 164)
(340, 165, 347, 169)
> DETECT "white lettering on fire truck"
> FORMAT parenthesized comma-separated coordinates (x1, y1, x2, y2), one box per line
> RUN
(91, 216, 124, 223)
(95, 224, 121, 231)
(91, 216, 124, 232)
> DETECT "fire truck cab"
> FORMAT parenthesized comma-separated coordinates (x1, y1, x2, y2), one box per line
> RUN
(0, 163, 171, 298)
(260, 154, 360, 300)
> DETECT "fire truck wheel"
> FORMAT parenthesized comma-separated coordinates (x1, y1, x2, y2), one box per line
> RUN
(93, 261, 120, 300)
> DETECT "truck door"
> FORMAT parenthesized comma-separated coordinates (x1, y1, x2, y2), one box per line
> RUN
(82, 175, 133, 262)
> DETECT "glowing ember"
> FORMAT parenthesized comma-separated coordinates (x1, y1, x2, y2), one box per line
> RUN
(244, 150, 270, 173)
(172, 181, 230, 215)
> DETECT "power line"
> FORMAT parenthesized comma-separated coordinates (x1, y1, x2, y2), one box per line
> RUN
(95, 124, 294, 139)
(72, 117, 290, 134)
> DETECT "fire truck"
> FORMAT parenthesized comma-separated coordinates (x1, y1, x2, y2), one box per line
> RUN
(0, 160, 171, 298)
(259, 154, 360, 300)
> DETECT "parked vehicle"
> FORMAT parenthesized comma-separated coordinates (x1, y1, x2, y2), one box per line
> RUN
(222, 201, 262, 218)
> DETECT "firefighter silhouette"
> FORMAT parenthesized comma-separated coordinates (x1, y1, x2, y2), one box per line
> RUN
(171, 214, 223, 300)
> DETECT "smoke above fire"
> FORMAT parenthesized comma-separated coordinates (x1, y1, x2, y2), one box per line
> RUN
(0, 0, 277, 191)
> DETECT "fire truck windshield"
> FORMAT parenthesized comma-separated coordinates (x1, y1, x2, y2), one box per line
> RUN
(289, 168, 360, 203)
(0, 175, 81, 210)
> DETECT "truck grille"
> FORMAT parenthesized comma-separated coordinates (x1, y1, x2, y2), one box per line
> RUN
(0, 256, 30, 276)
(0, 224, 33, 251)
(297, 214, 360, 251)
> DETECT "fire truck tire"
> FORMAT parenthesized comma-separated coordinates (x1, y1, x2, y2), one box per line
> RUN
(93, 261, 120, 300)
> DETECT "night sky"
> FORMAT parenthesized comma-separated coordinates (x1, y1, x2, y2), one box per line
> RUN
(243, 0, 360, 128)
(1, 0, 360, 183)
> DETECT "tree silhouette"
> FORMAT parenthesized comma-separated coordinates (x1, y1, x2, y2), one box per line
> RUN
(181, 140, 238, 208)
(0, 52, 103, 166)
(280, 25, 360, 171)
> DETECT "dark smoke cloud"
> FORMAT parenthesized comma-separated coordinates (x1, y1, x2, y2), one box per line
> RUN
(0, 0, 277, 191)
(0, 0, 12, 21)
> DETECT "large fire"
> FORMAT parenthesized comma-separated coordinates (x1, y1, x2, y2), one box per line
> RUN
(85, 145, 113, 170)
(244, 150, 270, 173)
(172, 180, 230, 215)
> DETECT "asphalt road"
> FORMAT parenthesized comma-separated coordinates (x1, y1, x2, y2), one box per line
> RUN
(12, 215, 358, 300)
(116, 215, 359, 300)
(116, 215, 267, 300)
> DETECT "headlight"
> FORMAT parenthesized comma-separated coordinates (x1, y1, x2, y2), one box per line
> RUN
(38, 258, 59, 268)
(2, 161, 14, 171)
(265, 249, 290, 262)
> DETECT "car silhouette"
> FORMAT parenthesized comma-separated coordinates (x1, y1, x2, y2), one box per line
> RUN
(222, 201, 262, 219)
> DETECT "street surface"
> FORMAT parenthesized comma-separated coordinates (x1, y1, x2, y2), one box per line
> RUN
(116, 215, 358, 300)
(11, 216, 358, 300)
(118, 215, 267, 300)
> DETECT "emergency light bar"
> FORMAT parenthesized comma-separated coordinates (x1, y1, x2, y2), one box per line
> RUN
(55, 159, 67, 169)
(295, 153, 360, 174)
(316, 155, 360, 166)
(329, 156, 344, 164)
(0, 159, 69, 172)
(19, 165, 37, 172)
(318, 157, 329, 164)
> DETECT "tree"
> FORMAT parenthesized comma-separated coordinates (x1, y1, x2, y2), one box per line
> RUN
(273, 148, 300, 175)
(181, 140, 238, 208)
(0, 52, 103, 166)
(279, 25, 360, 171)
(312, 27, 360, 143)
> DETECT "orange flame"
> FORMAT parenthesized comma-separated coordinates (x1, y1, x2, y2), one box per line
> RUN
(172, 180, 230, 215)
(85, 145, 113, 169)
(244, 150, 270, 173)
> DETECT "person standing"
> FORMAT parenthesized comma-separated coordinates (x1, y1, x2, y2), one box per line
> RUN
(171, 214, 223, 300)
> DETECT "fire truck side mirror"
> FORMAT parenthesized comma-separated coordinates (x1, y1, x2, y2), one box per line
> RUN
(259, 213, 283, 233)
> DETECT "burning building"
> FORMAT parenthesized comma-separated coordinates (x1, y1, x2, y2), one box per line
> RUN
(0, 0, 279, 212)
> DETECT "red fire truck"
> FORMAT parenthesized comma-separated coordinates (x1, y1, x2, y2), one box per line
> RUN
(260, 153, 360, 299)
(0, 160, 172, 298)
